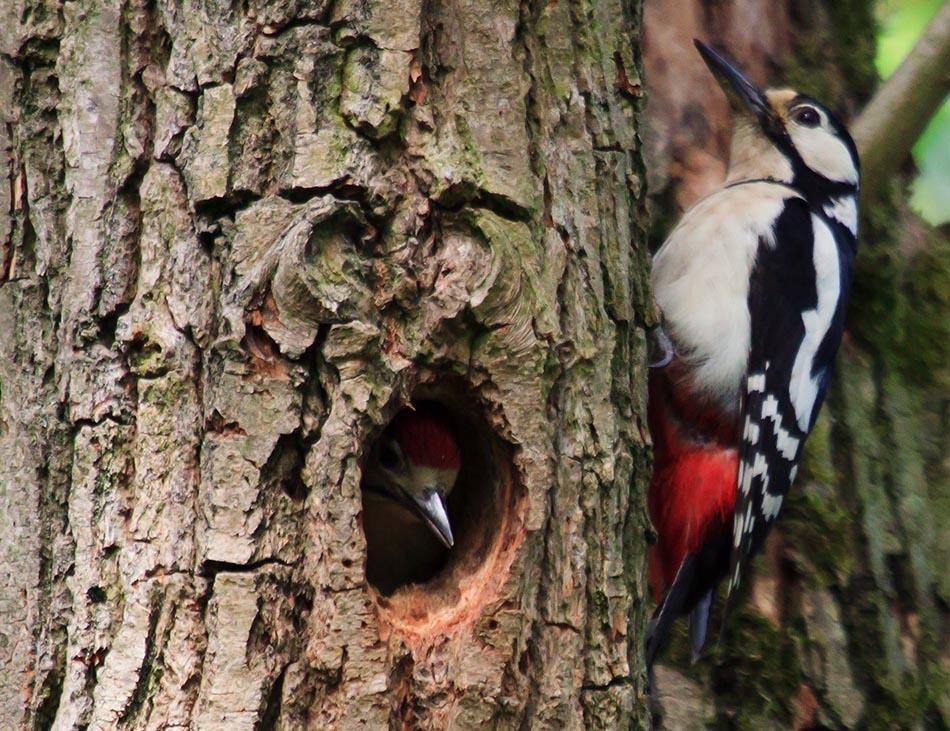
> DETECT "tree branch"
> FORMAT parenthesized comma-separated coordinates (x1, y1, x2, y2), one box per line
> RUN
(852, 3, 950, 201)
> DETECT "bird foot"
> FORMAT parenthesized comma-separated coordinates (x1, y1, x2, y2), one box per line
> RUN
(647, 325, 675, 368)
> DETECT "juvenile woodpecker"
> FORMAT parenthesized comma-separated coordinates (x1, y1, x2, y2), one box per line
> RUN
(646, 41, 859, 671)
(361, 406, 461, 591)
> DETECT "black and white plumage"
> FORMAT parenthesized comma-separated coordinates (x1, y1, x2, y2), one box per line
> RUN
(646, 40, 859, 674)
(729, 193, 856, 595)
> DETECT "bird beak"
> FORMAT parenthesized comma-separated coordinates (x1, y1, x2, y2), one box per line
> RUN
(411, 488, 454, 549)
(694, 40, 773, 128)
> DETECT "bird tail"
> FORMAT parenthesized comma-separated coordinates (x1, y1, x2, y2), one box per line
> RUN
(688, 588, 714, 662)
(645, 553, 698, 675)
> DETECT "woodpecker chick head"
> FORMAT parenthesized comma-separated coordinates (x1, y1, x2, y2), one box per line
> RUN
(363, 408, 461, 549)
(694, 40, 859, 194)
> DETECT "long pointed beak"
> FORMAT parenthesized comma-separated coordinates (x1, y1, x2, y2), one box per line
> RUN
(411, 488, 454, 549)
(694, 40, 772, 124)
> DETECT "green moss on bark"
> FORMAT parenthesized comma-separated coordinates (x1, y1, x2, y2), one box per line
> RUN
(708, 612, 801, 729)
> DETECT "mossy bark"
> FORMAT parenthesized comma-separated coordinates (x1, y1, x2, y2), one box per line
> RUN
(0, 0, 654, 728)
(644, 1, 948, 728)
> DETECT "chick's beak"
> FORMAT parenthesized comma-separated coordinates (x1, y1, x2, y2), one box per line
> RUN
(694, 40, 773, 127)
(412, 488, 454, 549)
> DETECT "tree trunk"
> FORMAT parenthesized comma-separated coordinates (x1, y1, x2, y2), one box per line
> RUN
(643, 1, 949, 728)
(0, 0, 653, 728)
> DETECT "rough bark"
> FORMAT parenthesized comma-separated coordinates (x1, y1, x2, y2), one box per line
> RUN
(643, 1, 949, 728)
(0, 0, 655, 728)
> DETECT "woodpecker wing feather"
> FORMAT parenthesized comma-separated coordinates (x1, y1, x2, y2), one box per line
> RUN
(727, 197, 854, 600)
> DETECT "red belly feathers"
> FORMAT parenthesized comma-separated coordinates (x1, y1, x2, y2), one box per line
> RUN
(647, 365, 738, 599)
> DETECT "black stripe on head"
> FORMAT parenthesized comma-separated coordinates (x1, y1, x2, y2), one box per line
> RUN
(791, 94, 860, 175)
(767, 94, 858, 204)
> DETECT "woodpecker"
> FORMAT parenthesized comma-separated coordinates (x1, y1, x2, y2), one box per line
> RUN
(361, 405, 461, 592)
(646, 41, 859, 672)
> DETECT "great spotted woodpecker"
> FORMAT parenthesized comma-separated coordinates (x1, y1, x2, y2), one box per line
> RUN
(646, 41, 859, 671)
(361, 406, 461, 592)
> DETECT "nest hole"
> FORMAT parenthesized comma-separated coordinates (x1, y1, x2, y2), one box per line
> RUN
(359, 381, 525, 632)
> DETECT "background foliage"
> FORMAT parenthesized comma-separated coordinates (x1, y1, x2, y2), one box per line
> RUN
(877, 0, 948, 224)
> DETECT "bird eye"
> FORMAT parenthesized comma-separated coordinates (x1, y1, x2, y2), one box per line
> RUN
(379, 440, 401, 469)
(794, 107, 820, 127)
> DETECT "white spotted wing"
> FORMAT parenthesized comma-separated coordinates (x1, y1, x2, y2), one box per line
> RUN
(727, 197, 854, 597)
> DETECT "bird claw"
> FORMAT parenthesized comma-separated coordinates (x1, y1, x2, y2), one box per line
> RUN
(647, 325, 675, 369)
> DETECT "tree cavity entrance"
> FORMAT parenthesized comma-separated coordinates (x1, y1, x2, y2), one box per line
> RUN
(359, 382, 524, 637)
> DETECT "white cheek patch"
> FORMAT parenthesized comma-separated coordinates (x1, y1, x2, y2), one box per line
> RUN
(789, 125, 858, 185)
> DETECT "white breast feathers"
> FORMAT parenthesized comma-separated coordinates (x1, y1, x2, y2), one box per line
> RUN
(652, 183, 802, 407)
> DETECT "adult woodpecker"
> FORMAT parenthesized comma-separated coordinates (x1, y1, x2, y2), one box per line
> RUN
(361, 406, 461, 592)
(646, 41, 859, 671)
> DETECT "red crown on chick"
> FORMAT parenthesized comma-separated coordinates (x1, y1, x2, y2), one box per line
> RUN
(390, 408, 461, 471)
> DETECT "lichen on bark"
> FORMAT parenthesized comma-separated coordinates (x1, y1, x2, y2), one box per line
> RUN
(0, 0, 654, 727)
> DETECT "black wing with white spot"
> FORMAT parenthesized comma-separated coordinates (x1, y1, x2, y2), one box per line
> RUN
(727, 197, 855, 598)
